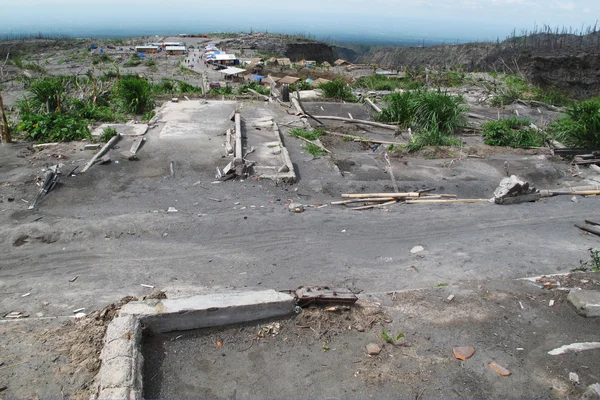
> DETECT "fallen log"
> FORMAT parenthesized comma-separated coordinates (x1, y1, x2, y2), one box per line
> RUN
(352, 200, 398, 210)
(325, 131, 404, 146)
(364, 98, 382, 113)
(384, 152, 399, 193)
(81, 134, 121, 173)
(575, 223, 600, 237)
(313, 116, 398, 131)
(332, 197, 395, 205)
(406, 199, 489, 204)
(516, 99, 560, 112)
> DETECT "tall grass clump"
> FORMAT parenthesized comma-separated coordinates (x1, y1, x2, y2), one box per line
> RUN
(116, 75, 155, 114)
(482, 117, 545, 147)
(549, 100, 600, 148)
(319, 79, 355, 101)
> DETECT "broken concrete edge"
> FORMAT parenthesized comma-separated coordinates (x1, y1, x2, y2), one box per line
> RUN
(567, 290, 600, 317)
(257, 122, 296, 183)
(96, 289, 296, 399)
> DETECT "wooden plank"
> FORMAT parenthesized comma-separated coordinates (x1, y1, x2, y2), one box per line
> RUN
(294, 286, 358, 306)
(331, 197, 395, 205)
(342, 192, 420, 199)
(130, 137, 146, 155)
(364, 98, 382, 113)
(81, 134, 121, 173)
(325, 131, 404, 146)
(406, 199, 489, 204)
(313, 115, 397, 131)
(351, 200, 398, 210)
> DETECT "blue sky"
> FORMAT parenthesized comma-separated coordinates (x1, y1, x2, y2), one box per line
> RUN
(4, 0, 599, 42)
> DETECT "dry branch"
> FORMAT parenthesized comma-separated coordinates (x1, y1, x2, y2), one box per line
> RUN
(313, 116, 398, 131)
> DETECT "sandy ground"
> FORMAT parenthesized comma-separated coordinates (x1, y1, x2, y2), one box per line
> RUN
(143, 277, 600, 399)
(1, 37, 600, 397)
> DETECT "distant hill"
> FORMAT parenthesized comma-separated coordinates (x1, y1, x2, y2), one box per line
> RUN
(359, 32, 600, 98)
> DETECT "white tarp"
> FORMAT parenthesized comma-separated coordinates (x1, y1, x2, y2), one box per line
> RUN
(219, 67, 246, 75)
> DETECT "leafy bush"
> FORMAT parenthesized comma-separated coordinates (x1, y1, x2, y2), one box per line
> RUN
(27, 76, 69, 112)
(145, 58, 156, 67)
(303, 142, 326, 157)
(123, 54, 142, 67)
(16, 112, 90, 142)
(549, 100, 600, 148)
(152, 79, 176, 94)
(115, 75, 155, 114)
(319, 79, 355, 101)
(377, 90, 466, 135)
(71, 99, 123, 122)
(23, 62, 47, 74)
(406, 127, 461, 151)
(177, 81, 203, 94)
(238, 82, 270, 96)
(100, 127, 117, 142)
(92, 54, 112, 65)
(482, 117, 544, 147)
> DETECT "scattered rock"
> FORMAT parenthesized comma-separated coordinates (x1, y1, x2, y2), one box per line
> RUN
(493, 175, 540, 205)
(568, 290, 600, 317)
(572, 196, 580, 203)
(167, 207, 178, 213)
(489, 361, 512, 376)
(355, 324, 365, 332)
(410, 245, 424, 254)
(583, 383, 600, 399)
(453, 346, 476, 360)
(366, 343, 382, 355)
(288, 203, 305, 213)
(570, 372, 580, 384)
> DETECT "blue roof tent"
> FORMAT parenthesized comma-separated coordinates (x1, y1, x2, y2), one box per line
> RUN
(251, 75, 264, 81)
(138, 53, 146, 58)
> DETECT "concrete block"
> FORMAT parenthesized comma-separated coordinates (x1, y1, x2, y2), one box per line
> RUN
(105, 316, 140, 344)
(568, 290, 600, 317)
(139, 289, 296, 334)
(99, 387, 130, 400)
(101, 338, 136, 362)
(119, 301, 162, 317)
(100, 356, 133, 389)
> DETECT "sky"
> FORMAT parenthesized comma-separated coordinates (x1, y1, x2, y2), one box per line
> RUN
(3, 0, 599, 43)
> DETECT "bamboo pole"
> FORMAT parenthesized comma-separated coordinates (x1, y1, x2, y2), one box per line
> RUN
(342, 192, 420, 199)
(351, 200, 398, 211)
(331, 197, 395, 205)
(405, 199, 489, 204)
(313, 116, 398, 131)
(293, 135, 331, 154)
(364, 98, 382, 113)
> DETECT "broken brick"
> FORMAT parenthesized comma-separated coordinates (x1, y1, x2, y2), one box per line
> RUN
(489, 361, 512, 376)
(453, 346, 476, 360)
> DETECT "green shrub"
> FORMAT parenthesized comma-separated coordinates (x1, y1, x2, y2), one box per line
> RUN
(92, 54, 111, 65)
(71, 99, 123, 122)
(152, 78, 176, 94)
(238, 82, 269, 96)
(100, 127, 118, 142)
(16, 112, 90, 142)
(123, 54, 142, 67)
(177, 81, 203, 94)
(406, 126, 462, 151)
(375, 91, 415, 127)
(27, 76, 69, 112)
(115, 75, 155, 114)
(319, 79, 355, 101)
(303, 142, 326, 157)
(549, 100, 600, 148)
(23, 62, 47, 74)
(145, 58, 156, 67)
(289, 127, 323, 141)
(482, 117, 544, 147)
(412, 90, 467, 135)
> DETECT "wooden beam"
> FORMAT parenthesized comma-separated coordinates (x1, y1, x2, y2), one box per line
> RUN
(342, 192, 420, 199)
(313, 115, 397, 131)
(81, 134, 121, 173)
(331, 197, 395, 205)
(351, 200, 398, 210)
(325, 131, 404, 146)
(0, 93, 11, 143)
(364, 97, 382, 113)
(405, 199, 489, 204)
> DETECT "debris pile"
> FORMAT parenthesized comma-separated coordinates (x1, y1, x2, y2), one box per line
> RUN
(216, 111, 252, 181)
(332, 190, 487, 210)
(493, 175, 540, 204)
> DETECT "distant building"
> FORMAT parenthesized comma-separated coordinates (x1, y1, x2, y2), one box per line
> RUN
(334, 59, 352, 67)
(310, 78, 331, 88)
(135, 46, 159, 54)
(211, 54, 239, 66)
(277, 76, 301, 85)
(165, 46, 186, 55)
(322, 61, 332, 68)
